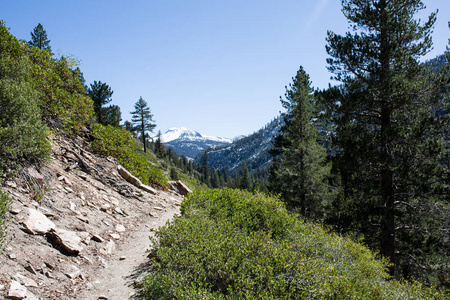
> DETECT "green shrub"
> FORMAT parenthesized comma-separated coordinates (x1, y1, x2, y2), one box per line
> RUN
(144, 189, 444, 299)
(91, 123, 168, 188)
(27, 45, 94, 132)
(0, 22, 51, 175)
(0, 189, 12, 252)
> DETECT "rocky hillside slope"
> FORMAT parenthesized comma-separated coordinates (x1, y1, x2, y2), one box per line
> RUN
(0, 131, 185, 300)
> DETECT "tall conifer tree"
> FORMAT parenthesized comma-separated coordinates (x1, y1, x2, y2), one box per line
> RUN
(270, 66, 331, 217)
(28, 23, 52, 54)
(87, 81, 113, 125)
(131, 97, 156, 153)
(322, 0, 449, 277)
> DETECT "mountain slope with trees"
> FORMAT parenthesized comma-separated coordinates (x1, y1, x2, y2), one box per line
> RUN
(196, 117, 282, 179)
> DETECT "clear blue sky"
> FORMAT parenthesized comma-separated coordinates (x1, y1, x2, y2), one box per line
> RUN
(2, 0, 449, 138)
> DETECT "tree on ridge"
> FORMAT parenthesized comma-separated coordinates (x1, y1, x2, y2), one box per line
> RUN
(131, 97, 156, 153)
(28, 23, 52, 54)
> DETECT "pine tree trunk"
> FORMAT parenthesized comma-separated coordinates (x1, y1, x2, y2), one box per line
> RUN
(379, 0, 395, 276)
(141, 120, 146, 153)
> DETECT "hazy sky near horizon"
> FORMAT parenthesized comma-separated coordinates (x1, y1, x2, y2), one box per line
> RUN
(2, 0, 449, 138)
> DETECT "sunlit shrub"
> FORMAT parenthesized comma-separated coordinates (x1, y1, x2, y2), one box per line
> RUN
(0, 22, 51, 175)
(91, 123, 168, 188)
(144, 189, 444, 299)
(0, 189, 11, 252)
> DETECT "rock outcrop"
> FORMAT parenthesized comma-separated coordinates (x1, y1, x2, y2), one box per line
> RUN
(117, 165, 157, 195)
(169, 180, 192, 196)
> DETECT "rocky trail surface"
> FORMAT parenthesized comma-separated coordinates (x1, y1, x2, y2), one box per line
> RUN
(0, 132, 186, 299)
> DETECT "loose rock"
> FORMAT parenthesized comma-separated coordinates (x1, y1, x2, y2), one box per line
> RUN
(64, 265, 81, 279)
(47, 228, 83, 255)
(22, 208, 56, 235)
(8, 280, 26, 299)
(115, 224, 125, 232)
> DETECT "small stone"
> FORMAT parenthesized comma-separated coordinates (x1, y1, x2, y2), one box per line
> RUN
(115, 224, 125, 232)
(100, 203, 111, 212)
(91, 234, 104, 243)
(154, 206, 164, 211)
(64, 265, 81, 279)
(10, 208, 21, 215)
(77, 215, 89, 224)
(78, 231, 91, 245)
(63, 177, 72, 186)
(119, 256, 126, 260)
(98, 295, 109, 300)
(109, 197, 119, 206)
(103, 220, 110, 226)
(105, 240, 115, 255)
(69, 202, 76, 211)
(45, 271, 54, 279)
(44, 261, 55, 270)
(57, 176, 65, 181)
(25, 264, 37, 275)
(79, 173, 88, 180)
(31, 200, 39, 207)
(9, 253, 16, 260)
(114, 207, 125, 215)
(110, 233, 120, 240)
(64, 186, 74, 193)
(5, 180, 17, 188)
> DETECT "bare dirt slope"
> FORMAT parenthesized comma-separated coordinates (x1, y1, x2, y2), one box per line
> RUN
(0, 132, 183, 300)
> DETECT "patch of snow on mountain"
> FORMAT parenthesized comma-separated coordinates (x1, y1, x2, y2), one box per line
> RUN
(159, 127, 231, 144)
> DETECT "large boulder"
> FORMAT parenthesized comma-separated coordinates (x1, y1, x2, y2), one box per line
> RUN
(22, 208, 55, 235)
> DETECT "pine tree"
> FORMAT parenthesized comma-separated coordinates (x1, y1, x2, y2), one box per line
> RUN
(101, 105, 122, 127)
(240, 161, 252, 191)
(131, 97, 156, 153)
(201, 151, 210, 185)
(154, 131, 165, 158)
(28, 23, 52, 54)
(323, 0, 449, 277)
(87, 81, 113, 125)
(269, 66, 331, 217)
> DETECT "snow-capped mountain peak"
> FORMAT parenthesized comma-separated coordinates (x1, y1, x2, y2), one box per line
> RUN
(158, 127, 232, 159)
(160, 127, 202, 143)
(159, 127, 231, 144)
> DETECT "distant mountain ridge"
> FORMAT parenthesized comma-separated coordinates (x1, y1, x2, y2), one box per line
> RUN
(159, 127, 232, 159)
(195, 117, 283, 178)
